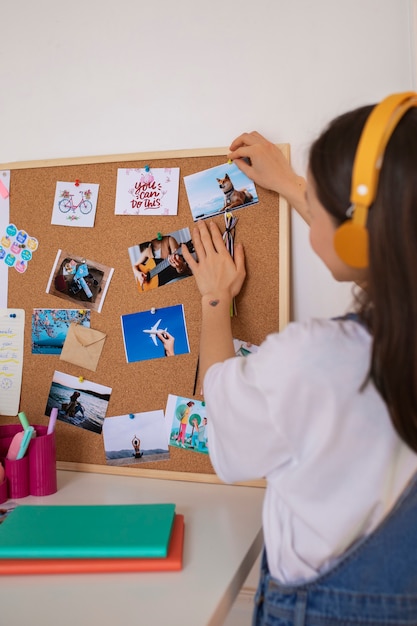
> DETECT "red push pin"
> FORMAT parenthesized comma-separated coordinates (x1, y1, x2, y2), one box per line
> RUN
(74, 179, 81, 187)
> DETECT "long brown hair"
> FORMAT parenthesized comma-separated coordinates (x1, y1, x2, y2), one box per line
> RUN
(309, 105, 417, 452)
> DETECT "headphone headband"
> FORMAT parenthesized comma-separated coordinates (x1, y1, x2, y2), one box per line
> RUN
(334, 91, 417, 268)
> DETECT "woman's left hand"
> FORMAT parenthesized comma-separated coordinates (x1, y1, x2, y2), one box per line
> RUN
(183, 220, 246, 301)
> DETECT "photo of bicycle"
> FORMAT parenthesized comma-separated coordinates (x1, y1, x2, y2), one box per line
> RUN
(51, 180, 99, 228)
(59, 189, 92, 215)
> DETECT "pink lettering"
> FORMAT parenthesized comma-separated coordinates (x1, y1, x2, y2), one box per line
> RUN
(144, 198, 162, 209)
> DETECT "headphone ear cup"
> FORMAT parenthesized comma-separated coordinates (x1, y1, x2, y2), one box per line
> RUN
(334, 221, 368, 269)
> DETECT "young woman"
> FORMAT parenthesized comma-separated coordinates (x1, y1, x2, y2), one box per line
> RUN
(183, 93, 417, 624)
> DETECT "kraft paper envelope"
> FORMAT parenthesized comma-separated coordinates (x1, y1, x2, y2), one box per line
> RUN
(60, 323, 106, 371)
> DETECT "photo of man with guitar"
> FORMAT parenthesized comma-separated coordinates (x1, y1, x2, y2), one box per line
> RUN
(128, 228, 194, 293)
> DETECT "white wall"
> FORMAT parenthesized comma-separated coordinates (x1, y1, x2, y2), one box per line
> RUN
(1, 0, 414, 321)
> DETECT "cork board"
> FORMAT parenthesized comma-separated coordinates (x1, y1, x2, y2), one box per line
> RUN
(0, 146, 290, 485)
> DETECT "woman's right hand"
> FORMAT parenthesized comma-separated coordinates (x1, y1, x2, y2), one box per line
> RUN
(228, 131, 309, 223)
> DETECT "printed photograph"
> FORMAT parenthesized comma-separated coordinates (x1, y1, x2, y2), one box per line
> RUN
(183, 161, 258, 221)
(102, 410, 169, 466)
(233, 338, 259, 357)
(128, 227, 195, 294)
(51, 181, 99, 228)
(165, 394, 208, 455)
(121, 304, 190, 363)
(45, 370, 112, 435)
(32, 308, 91, 354)
(46, 250, 114, 313)
(115, 167, 180, 215)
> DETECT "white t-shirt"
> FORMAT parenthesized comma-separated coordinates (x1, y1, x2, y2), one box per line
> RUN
(204, 318, 417, 584)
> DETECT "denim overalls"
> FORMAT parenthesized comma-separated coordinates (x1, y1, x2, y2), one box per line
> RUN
(252, 473, 417, 625)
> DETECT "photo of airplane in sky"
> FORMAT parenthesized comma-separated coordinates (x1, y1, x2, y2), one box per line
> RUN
(143, 319, 168, 346)
(121, 304, 190, 363)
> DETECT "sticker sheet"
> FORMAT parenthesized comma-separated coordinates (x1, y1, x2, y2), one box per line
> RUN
(0, 224, 38, 273)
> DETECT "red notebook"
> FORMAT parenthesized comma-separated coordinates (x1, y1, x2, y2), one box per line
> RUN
(0, 514, 184, 575)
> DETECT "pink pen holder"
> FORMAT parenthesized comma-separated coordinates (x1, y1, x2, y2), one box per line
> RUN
(0, 424, 57, 500)
(28, 425, 57, 496)
(0, 424, 28, 499)
(0, 478, 8, 504)
(4, 455, 30, 499)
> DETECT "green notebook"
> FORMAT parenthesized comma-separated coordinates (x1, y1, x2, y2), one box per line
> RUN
(0, 503, 176, 559)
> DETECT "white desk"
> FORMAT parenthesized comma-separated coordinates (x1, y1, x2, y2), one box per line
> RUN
(0, 470, 264, 626)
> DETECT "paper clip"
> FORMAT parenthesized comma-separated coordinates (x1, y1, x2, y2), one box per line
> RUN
(223, 212, 239, 316)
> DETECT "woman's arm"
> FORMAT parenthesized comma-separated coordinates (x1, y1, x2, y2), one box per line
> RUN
(182, 221, 246, 384)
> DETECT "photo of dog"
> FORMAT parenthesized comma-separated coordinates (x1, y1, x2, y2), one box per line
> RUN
(184, 161, 258, 221)
(216, 173, 253, 211)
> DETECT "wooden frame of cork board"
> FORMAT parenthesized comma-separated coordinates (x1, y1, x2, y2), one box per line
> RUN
(0, 145, 291, 486)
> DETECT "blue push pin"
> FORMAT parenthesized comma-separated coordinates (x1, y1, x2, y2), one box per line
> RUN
(129, 413, 135, 420)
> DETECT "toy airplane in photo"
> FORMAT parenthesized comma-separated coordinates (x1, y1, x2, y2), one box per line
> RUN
(143, 319, 168, 346)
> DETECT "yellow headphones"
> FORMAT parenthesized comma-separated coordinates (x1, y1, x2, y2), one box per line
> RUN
(334, 91, 417, 268)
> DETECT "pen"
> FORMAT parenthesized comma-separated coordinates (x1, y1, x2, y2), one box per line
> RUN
(47, 407, 58, 435)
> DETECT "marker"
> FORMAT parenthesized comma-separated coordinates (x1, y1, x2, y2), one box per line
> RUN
(47, 408, 58, 435)
(18, 411, 30, 430)
(16, 427, 35, 460)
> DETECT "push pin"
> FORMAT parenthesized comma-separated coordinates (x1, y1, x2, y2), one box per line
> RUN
(78, 376, 84, 383)
(151, 307, 156, 314)
(227, 159, 232, 165)
(129, 413, 135, 420)
(157, 232, 162, 241)
(144, 165, 150, 172)
(74, 179, 81, 187)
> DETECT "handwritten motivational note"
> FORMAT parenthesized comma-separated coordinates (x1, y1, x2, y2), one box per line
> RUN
(0, 309, 25, 416)
(114, 167, 180, 215)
